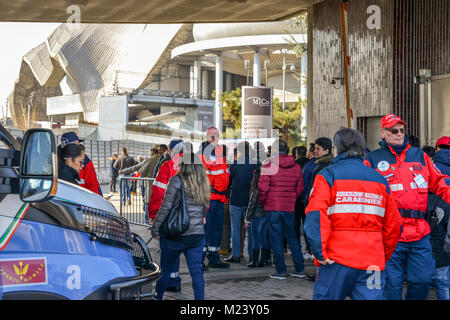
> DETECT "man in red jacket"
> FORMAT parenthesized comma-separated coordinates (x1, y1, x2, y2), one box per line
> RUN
(148, 139, 185, 292)
(305, 128, 402, 300)
(258, 138, 304, 280)
(198, 126, 231, 269)
(148, 139, 185, 223)
(365, 114, 450, 300)
(60, 132, 102, 196)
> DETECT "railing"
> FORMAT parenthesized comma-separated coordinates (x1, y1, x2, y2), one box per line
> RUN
(119, 176, 154, 228)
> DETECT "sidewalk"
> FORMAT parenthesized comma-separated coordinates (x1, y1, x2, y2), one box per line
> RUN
(100, 184, 438, 300)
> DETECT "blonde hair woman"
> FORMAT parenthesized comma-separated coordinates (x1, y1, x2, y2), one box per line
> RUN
(151, 153, 210, 300)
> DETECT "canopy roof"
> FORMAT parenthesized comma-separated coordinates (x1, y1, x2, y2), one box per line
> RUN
(0, 0, 321, 23)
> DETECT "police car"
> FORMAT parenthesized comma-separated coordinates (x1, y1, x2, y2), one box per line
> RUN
(0, 126, 160, 299)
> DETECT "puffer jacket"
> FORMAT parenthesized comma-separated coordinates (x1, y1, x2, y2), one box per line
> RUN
(151, 175, 207, 239)
(258, 153, 304, 212)
(246, 167, 265, 221)
(434, 149, 450, 176)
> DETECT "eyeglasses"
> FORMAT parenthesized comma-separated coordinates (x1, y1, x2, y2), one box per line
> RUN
(384, 127, 405, 134)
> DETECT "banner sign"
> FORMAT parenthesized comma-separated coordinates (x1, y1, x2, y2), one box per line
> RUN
(242, 86, 273, 139)
(0, 257, 47, 287)
(197, 106, 214, 132)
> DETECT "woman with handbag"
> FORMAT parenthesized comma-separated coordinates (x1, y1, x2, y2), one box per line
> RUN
(151, 153, 211, 300)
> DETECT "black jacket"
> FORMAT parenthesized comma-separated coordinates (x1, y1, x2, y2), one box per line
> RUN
(428, 193, 450, 268)
(59, 164, 80, 185)
(311, 154, 334, 189)
(110, 160, 119, 178)
(229, 156, 260, 207)
(246, 168, 265, 221)
(151, 175, 207, 240)
(295, 157, 310, 169)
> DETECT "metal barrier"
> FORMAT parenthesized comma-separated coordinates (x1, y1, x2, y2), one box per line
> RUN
(119, 176, 154, 227)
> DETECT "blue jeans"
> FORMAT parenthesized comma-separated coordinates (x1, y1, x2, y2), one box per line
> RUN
(314, 262, 386, 300)
(204, 200, 224, 264)
(433, 265, 450, 300)
(251, 215, 269, 251)
(155, 237, 205, 300)
(384, 235, 436, 300)
(230, 205, 248, 258)
(267, 211, 304, 274)
(120, 176, 131, 203)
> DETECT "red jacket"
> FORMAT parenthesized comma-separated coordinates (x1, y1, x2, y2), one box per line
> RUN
(258, 153, 303, 212)
(148, 154, 181, 219)
(79, 156, 102, 195)
(365, 141, 450, 242)
(199, 145, 230, 203)
(305, 155, 402, 270)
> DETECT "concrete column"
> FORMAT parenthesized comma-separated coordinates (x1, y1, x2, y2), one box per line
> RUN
(226, 73, 232, 92)
(300, 53, 307, 101)
(193, 60, 201, 99)
(306, 7, 314, 144)
(215, 55, 223, 133)
(202, 70, 208, 99)
(189, 66, 194, 98)
(253, 52, 261, 86)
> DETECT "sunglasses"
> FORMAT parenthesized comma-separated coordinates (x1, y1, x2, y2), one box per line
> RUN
(384, 127, 405, 134)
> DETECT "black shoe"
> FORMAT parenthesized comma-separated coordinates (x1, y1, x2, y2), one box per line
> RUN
(165, 285, 181, 292)
(224, 256, 240, 263)
(208, 261, 230, 269)
(248, 249, 260, 267)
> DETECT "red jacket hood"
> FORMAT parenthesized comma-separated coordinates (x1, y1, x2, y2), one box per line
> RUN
(268, 153, 296, 168)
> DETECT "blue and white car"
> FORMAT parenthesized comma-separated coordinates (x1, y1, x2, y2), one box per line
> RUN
(0, 126, 160, 300)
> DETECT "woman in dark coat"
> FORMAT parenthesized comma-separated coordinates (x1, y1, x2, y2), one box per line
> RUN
(58, 143, 85, 185)
(151, 153, 211, 300)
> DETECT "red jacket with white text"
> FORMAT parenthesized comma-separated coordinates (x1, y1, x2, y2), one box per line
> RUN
(305, 154, 402, 270)
(198, 144, 230, 203)
(364, 140, 450, 242)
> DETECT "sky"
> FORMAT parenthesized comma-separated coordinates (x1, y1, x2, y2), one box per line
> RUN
(0, 22, 60, 116)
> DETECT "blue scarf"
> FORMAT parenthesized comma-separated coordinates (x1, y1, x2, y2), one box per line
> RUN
(380, 138, 409, 156)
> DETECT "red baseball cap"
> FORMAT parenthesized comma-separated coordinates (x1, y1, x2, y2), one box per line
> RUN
(436, 136, 450, 147)
(380, 114, 407, 129)
(206, 126, 220, 137)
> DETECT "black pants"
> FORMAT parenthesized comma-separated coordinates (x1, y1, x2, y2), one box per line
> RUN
(109, 176, 117, 192)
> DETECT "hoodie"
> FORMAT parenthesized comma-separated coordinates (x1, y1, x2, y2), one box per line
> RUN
(433, 149, 450, 176)
(257, 153, 304, 212)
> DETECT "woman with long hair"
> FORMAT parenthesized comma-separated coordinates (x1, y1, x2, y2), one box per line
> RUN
(151, 153, 211, 300)
(58, 143, 85, 185)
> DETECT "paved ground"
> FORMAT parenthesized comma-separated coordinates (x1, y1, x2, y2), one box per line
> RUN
(101, 184, 438, 300)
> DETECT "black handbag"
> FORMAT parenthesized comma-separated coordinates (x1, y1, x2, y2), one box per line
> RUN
(159, 180, 190, 237)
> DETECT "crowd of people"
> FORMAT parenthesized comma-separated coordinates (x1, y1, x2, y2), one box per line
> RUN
(56, 112, 450, 301)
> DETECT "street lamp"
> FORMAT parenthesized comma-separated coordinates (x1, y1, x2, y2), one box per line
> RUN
(244, 59, 251, 85)
(264, 60, 270, 85)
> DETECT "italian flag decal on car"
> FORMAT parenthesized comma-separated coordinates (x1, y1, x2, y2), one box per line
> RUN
(0, 196, 31, 251)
